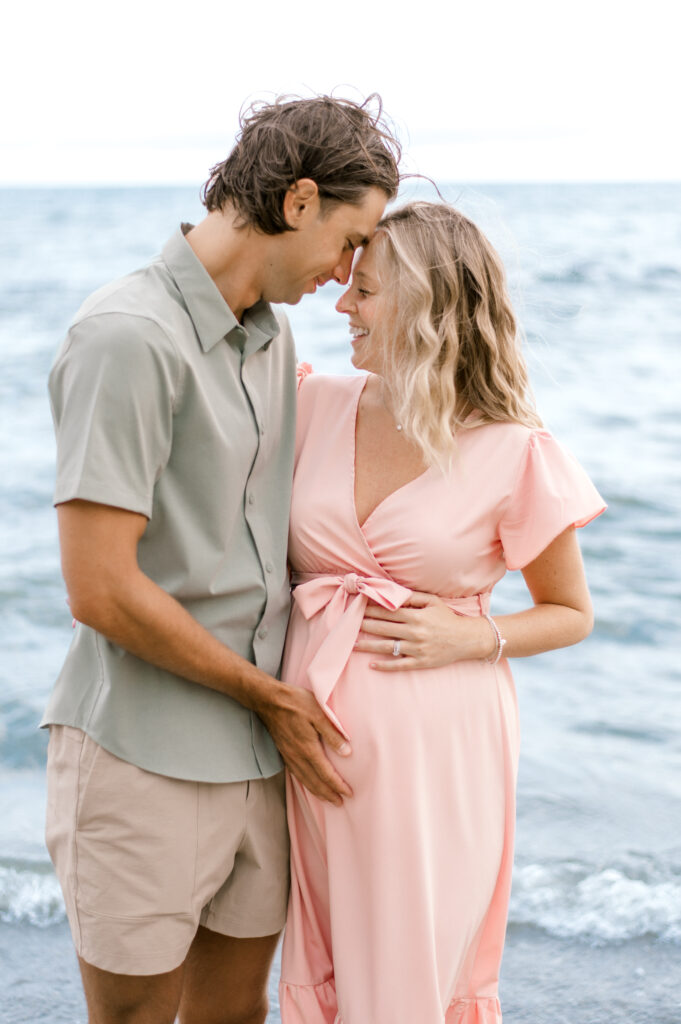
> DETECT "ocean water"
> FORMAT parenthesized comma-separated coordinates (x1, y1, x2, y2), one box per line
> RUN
(0, 183, 680, 1022)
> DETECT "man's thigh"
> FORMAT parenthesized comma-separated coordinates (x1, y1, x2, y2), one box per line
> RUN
(78, 958, 185, 1024)
(179, 928, 281, 1024)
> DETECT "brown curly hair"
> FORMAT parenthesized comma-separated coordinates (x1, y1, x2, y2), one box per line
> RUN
(202, 94, 401, 234)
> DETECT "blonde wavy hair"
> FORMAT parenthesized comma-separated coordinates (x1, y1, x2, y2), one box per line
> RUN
(374, 201, 541, 468)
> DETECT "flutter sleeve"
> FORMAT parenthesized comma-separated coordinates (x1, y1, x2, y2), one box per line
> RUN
(499, 429, 606, 570)
(296, 362, 314, 390)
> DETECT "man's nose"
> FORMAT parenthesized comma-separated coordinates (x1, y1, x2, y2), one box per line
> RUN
(332, 249, 354, 286)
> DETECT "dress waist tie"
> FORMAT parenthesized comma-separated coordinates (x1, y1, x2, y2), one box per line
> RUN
(290, 571, 491, 740)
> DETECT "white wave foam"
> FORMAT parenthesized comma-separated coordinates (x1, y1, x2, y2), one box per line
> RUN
(510, 861, 681, 943)
(2, 857, 680, 942)
(0, 865, 65, 927)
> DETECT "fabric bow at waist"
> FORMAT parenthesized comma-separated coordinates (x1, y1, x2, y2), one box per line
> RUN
(290, 571, 490, 739)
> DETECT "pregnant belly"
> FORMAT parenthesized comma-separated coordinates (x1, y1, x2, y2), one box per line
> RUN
(282, 604, 519, 792)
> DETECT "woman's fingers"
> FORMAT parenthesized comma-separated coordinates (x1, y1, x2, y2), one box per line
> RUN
(362, 605, 414, 621)
(401, 591, 440, 608)
(358, 618, 413, 638)
(368, 655, 421, 672)
(354, 633, 413, 656)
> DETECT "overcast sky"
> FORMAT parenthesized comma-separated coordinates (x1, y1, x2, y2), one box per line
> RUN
(2, 0, 678, 185)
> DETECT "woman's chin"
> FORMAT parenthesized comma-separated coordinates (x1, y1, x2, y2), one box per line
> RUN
(350, 348, 376, 374)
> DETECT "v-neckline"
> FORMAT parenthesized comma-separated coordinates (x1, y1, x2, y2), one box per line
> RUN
(351, 374, 431, 533)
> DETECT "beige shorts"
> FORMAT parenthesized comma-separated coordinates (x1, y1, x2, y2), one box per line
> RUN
(45, 725, 289, 976)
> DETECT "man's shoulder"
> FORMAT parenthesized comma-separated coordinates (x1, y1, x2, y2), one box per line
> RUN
(48, 266, 184, 394)
(71, 258, 180, 336)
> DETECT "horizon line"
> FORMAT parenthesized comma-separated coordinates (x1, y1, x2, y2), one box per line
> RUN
(1, 178, 680, 189)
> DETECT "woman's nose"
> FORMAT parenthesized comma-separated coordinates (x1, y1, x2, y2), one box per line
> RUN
(335, 287, 355, 313)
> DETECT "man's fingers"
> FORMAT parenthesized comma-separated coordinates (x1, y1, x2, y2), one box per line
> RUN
(261, 688, 352, 802)
(314, 715, 352, 758)
(286, 737, 353, 801)
(282, 740, 350, 803)
(313, 756, 353, 799)
(288, 760, 344, 805)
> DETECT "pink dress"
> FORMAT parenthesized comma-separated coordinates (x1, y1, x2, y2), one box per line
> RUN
(279, 372, 605, 1024)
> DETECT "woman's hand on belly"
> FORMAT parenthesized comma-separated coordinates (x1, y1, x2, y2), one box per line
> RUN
(355, 528, 596, 671)
(354, 591, 496, 671)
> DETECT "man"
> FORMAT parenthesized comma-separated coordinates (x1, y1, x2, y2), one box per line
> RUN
(44, 95, 400, 1024)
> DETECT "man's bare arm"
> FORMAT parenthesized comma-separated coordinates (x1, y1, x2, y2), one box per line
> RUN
(58, 499, 352, 804)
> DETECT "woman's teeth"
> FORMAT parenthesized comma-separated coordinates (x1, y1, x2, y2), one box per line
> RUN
(350, 327, 369, 338)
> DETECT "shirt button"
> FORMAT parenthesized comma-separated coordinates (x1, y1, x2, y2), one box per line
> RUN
(248, 494, 255, 506)
(265, 562, 273, 574)
(257, 626, 268, 639)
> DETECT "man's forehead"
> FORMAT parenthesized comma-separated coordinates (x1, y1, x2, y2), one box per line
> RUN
(342, 188, 388, 239)
(346, 214, 380, 246)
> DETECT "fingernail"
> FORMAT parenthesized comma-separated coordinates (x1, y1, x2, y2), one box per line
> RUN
(338, 742, 352, 756)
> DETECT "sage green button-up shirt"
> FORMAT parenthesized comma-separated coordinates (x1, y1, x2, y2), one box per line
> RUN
(42, 226, 297, 782)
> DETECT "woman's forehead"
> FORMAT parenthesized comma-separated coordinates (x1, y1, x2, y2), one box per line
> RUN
(353, 234, 384, 278)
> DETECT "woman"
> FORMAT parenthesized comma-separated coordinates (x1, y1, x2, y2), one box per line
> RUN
(278, 202, 605, 1024)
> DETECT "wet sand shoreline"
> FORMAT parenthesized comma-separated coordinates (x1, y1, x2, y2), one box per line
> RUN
(2, 921, 679, 1023)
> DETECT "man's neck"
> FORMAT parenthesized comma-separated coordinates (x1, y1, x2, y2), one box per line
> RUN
(185, 207, 268, 322)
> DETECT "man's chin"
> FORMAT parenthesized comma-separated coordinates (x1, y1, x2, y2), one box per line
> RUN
(279, 282, 317, 306)
(287, 287, 312, 306)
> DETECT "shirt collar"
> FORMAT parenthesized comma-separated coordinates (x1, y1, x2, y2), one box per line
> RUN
(161, 225, 280, 355)
(242, 301, 281, 357)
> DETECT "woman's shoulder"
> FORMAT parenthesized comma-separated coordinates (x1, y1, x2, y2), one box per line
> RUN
(457, 419, 565, 490)
(298, 368, 362, 391)
(297, 369, 363, 407)
(462, 417, 542, 456)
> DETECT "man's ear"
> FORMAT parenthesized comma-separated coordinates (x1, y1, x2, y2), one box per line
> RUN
(283, 179, 320, 229)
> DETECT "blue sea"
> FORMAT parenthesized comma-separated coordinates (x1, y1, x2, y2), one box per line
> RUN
(0, 183, 680, 1022)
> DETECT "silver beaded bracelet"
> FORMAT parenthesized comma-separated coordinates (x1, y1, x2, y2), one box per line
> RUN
(483, 614, 507, 665)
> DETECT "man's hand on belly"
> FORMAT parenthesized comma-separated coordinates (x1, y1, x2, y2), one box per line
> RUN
(254, 684, 353, 806)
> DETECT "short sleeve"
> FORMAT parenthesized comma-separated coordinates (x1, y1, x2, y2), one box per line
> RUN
(499, 429, 606, 570)
(49, 314, 179, 518)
